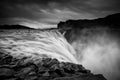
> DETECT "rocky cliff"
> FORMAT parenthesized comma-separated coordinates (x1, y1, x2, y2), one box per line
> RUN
(58, 13, 120, 43)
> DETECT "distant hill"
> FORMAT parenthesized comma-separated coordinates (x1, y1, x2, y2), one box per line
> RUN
(58, 13, 120, 30)
(0, 24, 34, 29)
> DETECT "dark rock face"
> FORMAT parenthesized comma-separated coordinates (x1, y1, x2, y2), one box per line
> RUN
(58, 13, 120, 29)
(0, 52, 107, 80)
(58, 13, 120, 43)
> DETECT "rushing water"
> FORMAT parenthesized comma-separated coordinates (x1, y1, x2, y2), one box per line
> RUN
(0, 29, 78, 64)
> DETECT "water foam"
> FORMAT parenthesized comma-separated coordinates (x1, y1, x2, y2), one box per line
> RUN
(0, 30, 78, 64)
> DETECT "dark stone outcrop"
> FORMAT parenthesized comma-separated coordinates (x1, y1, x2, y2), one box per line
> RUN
(0, 52, 107, 80)
(58, 13, 120, 30)
(58, 13, 120, 43)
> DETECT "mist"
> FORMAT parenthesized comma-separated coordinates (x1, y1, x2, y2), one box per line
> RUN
(70, 27, 120, 80)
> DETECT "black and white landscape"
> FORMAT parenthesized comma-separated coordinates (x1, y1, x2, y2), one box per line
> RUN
(0, 0, 120, 80)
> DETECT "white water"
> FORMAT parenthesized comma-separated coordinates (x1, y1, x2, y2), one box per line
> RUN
(0, 30, 78, 64)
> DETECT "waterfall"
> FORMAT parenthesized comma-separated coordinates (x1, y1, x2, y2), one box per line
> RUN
(0, 29, 78, 64)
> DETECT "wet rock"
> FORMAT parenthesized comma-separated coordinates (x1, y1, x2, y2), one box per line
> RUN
(0, 52, 107, 80)
(0, 68, 15, 77)
(0, 53, 13, 65)
(42, 71, 50, 77)
(24, 76, 37, 80)
(15, 65, 36, 79)
(4, 78, 17, 80)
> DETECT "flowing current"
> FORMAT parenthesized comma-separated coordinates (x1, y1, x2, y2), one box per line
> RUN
(0, 29, 78, 63)
(0, 29, 120, 80)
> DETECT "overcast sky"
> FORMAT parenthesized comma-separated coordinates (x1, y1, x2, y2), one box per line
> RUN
(0, 0, 120, 28)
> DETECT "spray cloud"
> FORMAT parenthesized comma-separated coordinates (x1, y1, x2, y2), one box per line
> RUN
(70, 27, 120, 80)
